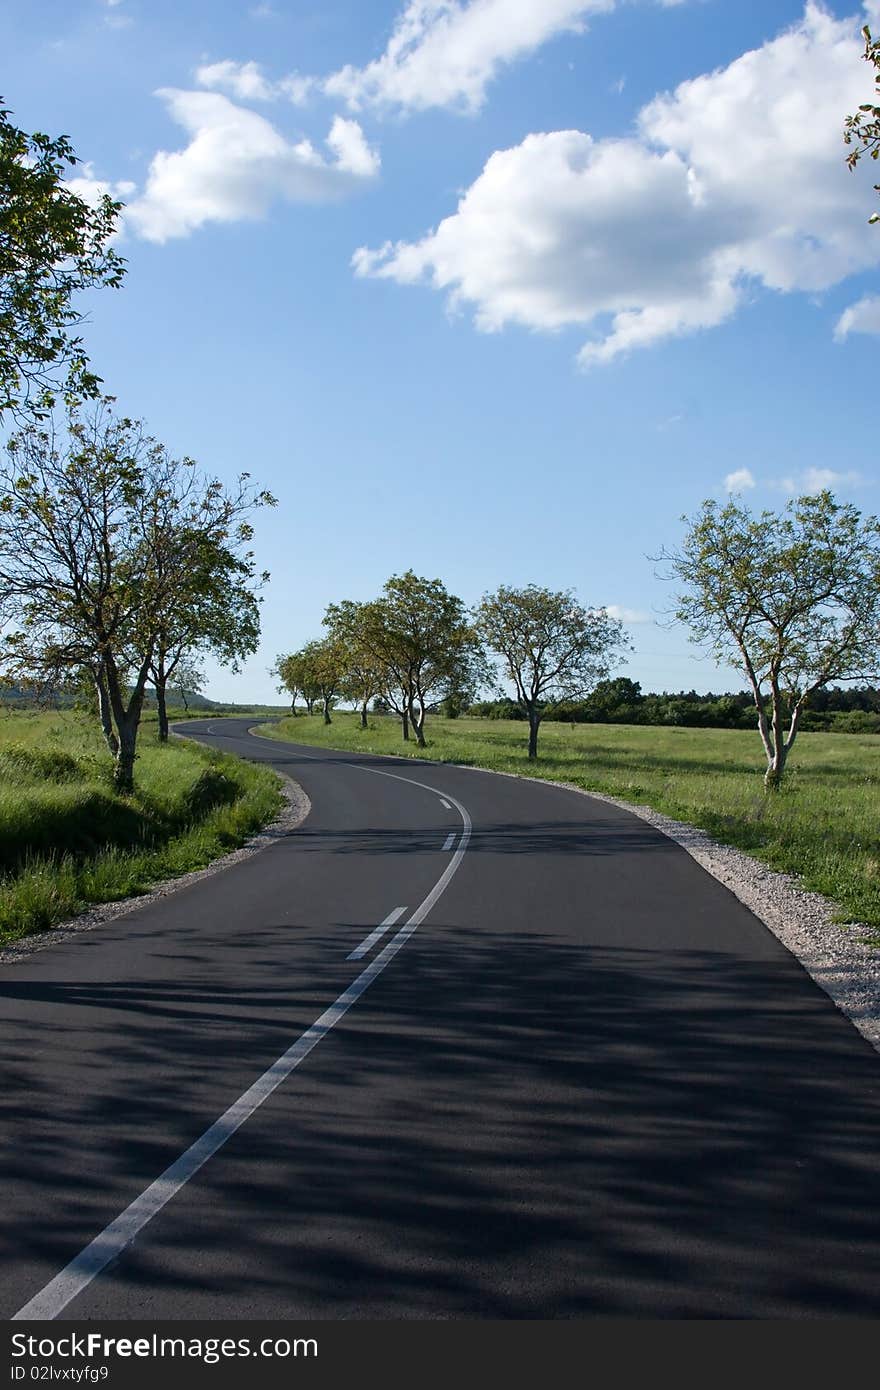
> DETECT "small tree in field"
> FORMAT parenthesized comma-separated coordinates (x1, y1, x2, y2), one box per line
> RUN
(662, 491, 880, 788)
(360, 572, 485, 747)
(278, 649, 321, 715)
(0, 404, 273, 789)
(146, 462, 272, 742)
(324, 599, 384, 729)
(475, 585, 626, 758)
(272, 653, 302, 714)
(0, 407, 164, 789)
(295, 637, 346, 725)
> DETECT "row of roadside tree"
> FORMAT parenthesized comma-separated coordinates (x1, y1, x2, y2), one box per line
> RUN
(276, 489, 880, 787)
(274, 572, 628, 760)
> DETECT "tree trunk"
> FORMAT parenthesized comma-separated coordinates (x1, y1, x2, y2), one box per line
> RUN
(411, 698, 427, 748)
(323, 696, 332, 725)
(306, 697, 314, 715)
(94, 663, 118, 757)
(104, 651, 148, 796)
(401, 707, 409, 741)
(764, 746, 787, 790)
(360, 700, 369, 730)
(763, 675, 788, 790)
(156, 680, 169, 742)
(527, 711, 540, 759)
(114, 715, 138, 794)
(290, 695, 298, 716)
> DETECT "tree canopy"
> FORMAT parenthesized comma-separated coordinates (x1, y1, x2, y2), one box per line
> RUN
(663, 490, 880, 786)
(0, 403, 273, 790)
(0, 101, 125, 420)
(475, 584, 626, 758)
(358, 571, 486, 747)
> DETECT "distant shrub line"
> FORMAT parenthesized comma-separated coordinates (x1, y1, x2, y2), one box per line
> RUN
(466, 683, 880, 734)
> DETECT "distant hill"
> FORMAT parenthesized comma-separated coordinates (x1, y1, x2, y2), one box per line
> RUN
(0, 685, 282, 714)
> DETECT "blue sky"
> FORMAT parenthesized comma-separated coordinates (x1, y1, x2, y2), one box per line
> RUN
(4, 0, 880, 701)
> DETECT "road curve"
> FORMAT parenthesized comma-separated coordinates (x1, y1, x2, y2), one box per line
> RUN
(2, 716, 880, 1319)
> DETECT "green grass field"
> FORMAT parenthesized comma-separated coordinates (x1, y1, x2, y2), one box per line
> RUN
(261, 712, 880, 935)
(0, 709, 282, 945)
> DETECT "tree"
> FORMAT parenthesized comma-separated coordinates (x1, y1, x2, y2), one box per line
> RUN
(145, 464, 272, 741)
(0, 406, 164, 788)
(324, 599, 384, 729)
(474, 585, 626, 758)
(303, 637, 346, 725)
(844, 25, 880, 223)
(360, 572, 485, 747)
(1, 102, 125, 421)
(0, 403, 271, 790)
(586, 677, 644, 720)
(274, 647, 325, 717)
(272, 653, 302, 714)
(662, 491, 880, 788)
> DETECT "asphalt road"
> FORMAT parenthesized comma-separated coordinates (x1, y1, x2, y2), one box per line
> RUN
(3, 716, 880, 1319)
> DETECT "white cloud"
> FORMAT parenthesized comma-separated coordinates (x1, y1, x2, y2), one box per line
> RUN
(724, 468, 756, 493)
(196, 59, 277, 102)
(326, 116, 381, 177)
(605, 605, 652, 624)
(720, 466, 865, 495)
(354, 4, 880, 364)
(196, 59, 315, 105)
(126, 91, 378, 243)
(325, 0, 616, 114)
(775, 467, 865, 493)
(66, 164, 136, 207)
(835, 294, 880, 339)
(196, 1, 685, 117)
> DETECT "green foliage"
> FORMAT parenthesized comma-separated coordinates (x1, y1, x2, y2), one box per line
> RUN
(664, 490, 880, 786)
(844, 25, 880, 223)
(359, 571, 486, 745)
(262, 712, 880, 931)
(0, 402, 274, 785)
(474, 583, 627, 757)
(323, 599, 385, 716)
(274, 638, 346, 722)
(0, 101, 125, 419)
(147, 466, 275, 736)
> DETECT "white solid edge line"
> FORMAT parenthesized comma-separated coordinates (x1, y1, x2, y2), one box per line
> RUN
(12, 770, 472, 1322)
(442, 833, 455, 851)
(347, 905, 408, 961)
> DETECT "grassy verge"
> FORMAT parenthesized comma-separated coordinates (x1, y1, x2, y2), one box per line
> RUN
(260, 713, 880, 933)
(0, 710, 282, 946)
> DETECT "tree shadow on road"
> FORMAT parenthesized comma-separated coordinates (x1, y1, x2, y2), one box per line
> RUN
(3, 922, 880, 1318)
